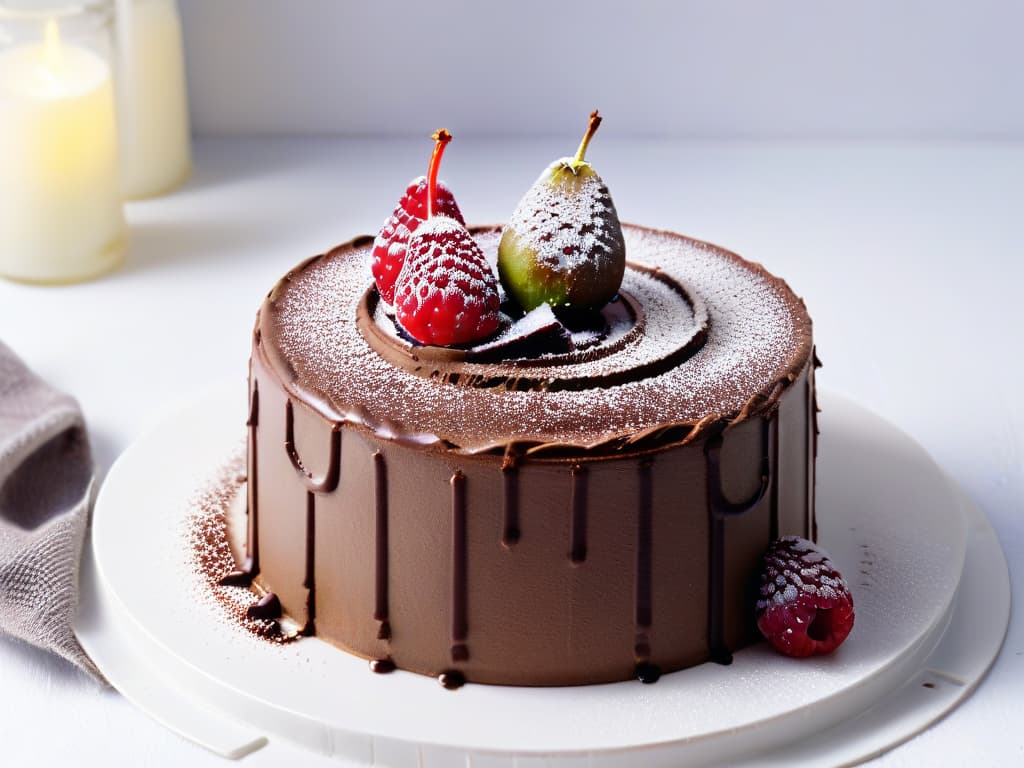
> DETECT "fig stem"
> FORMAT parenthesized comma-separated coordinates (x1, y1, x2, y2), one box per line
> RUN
(427, 129, 453, 219)
(573, 110, 602, 166)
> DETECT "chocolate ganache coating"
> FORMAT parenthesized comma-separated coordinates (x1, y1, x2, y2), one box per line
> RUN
(245, 224, 818, 686)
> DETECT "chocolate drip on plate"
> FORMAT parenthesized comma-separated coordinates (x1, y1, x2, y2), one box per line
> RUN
(247, 592, 282, 621)
(569, 465, 589, 564)
(705, 416, 775, 664)
(370, 658, 396, 674)
(373, 452, 390, 636)
(438, 670, 466, 690)
(635, 662, 662, 684)
(450, 471, 469, 662)
(218, 566, 254, 588)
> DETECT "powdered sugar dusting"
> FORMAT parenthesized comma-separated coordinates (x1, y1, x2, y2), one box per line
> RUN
(402, 212, 468, 239)
(268, 225, 811, 453)
(393, 215, 501, 345)
(756, 536, 851, 612)
(506, 165, 622, 273)
(186, 451, 297, 644)
(371, 177, 464, 304)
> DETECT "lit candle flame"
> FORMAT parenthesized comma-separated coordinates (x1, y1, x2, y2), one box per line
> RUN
(32, 18, 66, 96)
(43, 18, 63, 72)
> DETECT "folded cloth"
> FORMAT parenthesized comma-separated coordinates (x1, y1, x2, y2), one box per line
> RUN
(0, 340, 103, 681)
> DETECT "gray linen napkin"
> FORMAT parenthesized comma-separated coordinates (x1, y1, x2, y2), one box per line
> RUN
(0, 340, 103, 681)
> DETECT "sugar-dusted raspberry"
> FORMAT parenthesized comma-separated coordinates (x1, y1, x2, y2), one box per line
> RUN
(394, 216, 500, 346)
(371, 176, 464, 305)
(755, 536, 855, 658)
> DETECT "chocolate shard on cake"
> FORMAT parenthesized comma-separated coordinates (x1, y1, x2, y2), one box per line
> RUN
(243, 224, 818, 686)
(466, 304, 570, 363)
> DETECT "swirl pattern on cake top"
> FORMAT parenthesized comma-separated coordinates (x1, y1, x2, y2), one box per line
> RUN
(264, 225, 811, 454)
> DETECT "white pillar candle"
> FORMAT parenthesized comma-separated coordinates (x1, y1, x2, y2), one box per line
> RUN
(0, 20, 125, 284)
(116, 0, 190, 199)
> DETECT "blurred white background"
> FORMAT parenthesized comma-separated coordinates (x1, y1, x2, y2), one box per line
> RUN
(179, 0, 1023, 139)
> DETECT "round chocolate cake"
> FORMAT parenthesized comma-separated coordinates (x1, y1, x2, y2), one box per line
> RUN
(243, 224, 817, 686)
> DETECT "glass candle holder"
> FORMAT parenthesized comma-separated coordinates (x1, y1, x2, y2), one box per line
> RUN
(0, 1, 125, 284)
(115, 0, 190, 199)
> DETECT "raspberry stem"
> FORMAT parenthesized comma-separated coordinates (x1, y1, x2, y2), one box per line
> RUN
(572, 110, 602, 167)
(427, 129, 453, 219)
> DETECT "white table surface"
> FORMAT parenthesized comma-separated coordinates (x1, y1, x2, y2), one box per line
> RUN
(0, 137, 1020, 766)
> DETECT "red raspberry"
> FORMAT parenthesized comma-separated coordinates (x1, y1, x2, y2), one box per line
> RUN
(372, 176, 464, 305)
(394, 216, 501, 346)
(755, 536, 855, 658)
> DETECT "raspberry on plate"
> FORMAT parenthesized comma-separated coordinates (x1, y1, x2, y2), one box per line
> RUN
(755, 536, 855, 658)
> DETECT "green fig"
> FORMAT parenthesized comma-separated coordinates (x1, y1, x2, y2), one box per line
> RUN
(498, 110, 626, 313)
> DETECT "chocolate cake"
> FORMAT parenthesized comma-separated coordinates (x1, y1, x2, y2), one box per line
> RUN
(241, 224, 817, 687)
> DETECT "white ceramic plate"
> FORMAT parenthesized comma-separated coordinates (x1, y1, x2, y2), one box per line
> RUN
(75, 387, 1009, 767)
